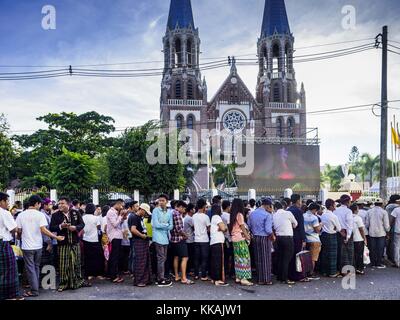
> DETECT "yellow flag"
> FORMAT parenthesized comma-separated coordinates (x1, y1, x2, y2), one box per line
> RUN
(392, 125, 400, 147)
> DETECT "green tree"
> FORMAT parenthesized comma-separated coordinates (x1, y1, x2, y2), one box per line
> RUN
(0, 114, 14, 189)
(360, 153, 380, 184)
(213, 163, 238, 188)
(107, 121, 186, 200)
(12, 111, 115, 188)
(50, 147, 97, 196)
(322, 164, 344, 191)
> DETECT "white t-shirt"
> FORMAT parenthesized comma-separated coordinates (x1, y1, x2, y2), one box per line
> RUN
(0, 207, 17, 241)
(221, 212, 231, 242)
(83, 214, 101, 243)
(391, 207, 400, 234)
(353, 214, 365, 242)
(16, 209, 48, 250)
(273, 209, 298, 236)
(210, 215, 225, 245)
(193, 212, 211, 243)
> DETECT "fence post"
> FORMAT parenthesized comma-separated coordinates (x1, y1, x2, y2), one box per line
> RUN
(92, 189, 99, 206)
(6, 190, 15, 206)
(174, 189, 180, 200)
(50, 189, 58, 203)
(248, 189, 256, 201)
(319, 189, 328, 203)
(134, 190, 140, 202)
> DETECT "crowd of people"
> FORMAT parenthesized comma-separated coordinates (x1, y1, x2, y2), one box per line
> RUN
(0, 191, 399, 300)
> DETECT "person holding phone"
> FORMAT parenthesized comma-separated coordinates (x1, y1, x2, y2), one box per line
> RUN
(49, 197, 88, 292)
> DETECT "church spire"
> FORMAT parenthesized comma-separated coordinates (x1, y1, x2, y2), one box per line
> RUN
(261, 0, 291, 37)
(167, 0, 195, 30)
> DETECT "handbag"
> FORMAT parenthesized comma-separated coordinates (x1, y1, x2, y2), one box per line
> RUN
(363, 245, 371, 265)
(296, 250, 313, 274)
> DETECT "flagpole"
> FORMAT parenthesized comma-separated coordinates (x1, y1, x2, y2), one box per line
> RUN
(397, 120, 400, 193)
(391, 121, 395, 186)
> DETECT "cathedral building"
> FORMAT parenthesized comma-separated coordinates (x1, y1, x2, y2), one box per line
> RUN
(160, 0, 310, 191)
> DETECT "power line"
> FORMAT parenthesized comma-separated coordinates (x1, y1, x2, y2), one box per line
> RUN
(0, 44, 377, 81)
(388, 49, 400, 56)
(0, 37, 376, 69)
(295, 38, 374, 50)
(9, 100, 400, 134)
(388, 43, 400, 51)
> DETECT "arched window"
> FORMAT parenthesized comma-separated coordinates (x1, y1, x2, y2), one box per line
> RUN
(285, 43, 292, 73)
(272, 43, 280, 72)
(276, 117, 284, 138)
(176, 114, 184, 130)
(287, 83, 292, 102)
(187, 115, 194, 130)
(175, 80, 182, 99)
(273, 83, 280, 102)
(175, 38, 182, 67)
(288, 117, 295, 138)
(164, 42, 170, 69)
(187, 80, 194, 100)
(262, 45, 268, 72)
(187, 39, 193, 67)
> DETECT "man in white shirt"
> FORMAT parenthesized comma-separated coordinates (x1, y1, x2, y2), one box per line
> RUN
(390, 200, 400, 267)
(334, 195, 354, 272)
(16, 195, 64, 297)
(366, 198, 390, 268)
(320, 199, 342, 278)
(272, 201, 297, 285)
(0, 192, 22, 300)
(192, 198, 211, 280)
(357, 199, 369, 245)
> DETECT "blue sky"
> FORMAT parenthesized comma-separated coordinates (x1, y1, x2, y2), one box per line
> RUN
(0, 0, 400, 165)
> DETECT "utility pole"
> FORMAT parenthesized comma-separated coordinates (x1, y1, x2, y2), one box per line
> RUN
(379, 26, 388, 200)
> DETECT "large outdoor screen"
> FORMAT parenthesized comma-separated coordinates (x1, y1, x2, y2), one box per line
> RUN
(237, 144, 321, 193)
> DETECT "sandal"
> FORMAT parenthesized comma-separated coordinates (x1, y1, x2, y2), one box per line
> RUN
(181, 279, 195, 285)
(300, 278, 310, 282)
(215, 281, 229, 287)
(329, 273, 343, 278)
(240, 279, 254, 286)
(136, 283, 147, 287)
(174, 278, 182, 282)
(82, 282, 92, 288)
(201, 277, 209, 281)
(57, 288, 64, 292)
(23, 291, 38, 298)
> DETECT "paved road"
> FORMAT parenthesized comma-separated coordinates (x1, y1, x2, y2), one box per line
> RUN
(33, 266, 400, 300)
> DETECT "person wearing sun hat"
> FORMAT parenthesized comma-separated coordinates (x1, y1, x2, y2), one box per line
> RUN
(130, 203, 152, 287)
(366, 198, 390, 269)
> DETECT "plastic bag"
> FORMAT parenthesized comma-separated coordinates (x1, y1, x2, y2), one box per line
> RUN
(363, 245, 370, 265)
